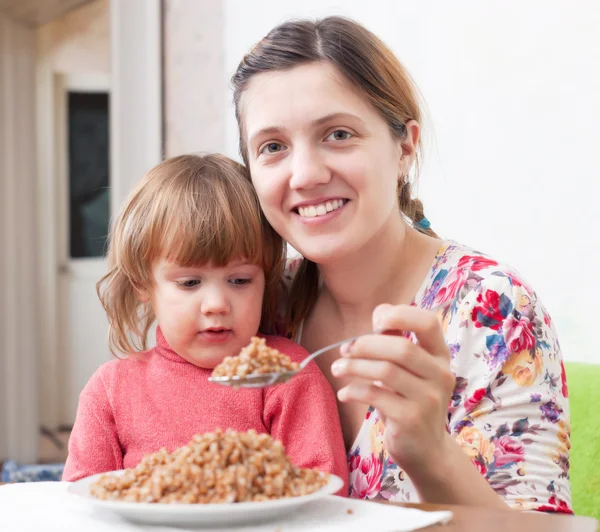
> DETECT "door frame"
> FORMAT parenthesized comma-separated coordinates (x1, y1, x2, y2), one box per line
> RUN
(54, 73, 111, 424)
(36, 0, 162, 430)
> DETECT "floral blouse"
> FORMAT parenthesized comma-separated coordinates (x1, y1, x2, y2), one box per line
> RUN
(280, 241, 572, 513)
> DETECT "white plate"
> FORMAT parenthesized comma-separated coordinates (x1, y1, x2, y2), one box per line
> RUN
(68, 470, 344, 527)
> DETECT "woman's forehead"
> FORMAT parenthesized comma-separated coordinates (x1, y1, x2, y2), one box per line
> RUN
(241, 62, 378, 139)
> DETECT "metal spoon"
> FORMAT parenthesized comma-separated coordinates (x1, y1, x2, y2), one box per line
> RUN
(208, 333, 376, 389)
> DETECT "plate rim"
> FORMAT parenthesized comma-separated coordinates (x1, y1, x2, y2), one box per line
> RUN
(67, 469, 344, 514)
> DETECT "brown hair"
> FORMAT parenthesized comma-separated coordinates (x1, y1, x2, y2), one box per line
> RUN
(97, 154, 284, 357)
(231, 16, 436, 338)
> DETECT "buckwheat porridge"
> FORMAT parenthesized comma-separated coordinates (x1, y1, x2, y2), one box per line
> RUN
(90, 429, 328, 504)
(211, 337, 299, 380)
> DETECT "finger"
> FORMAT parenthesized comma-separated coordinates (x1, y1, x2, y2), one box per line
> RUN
(373, 304, 450, 360)
(337, 380, 413, 426)
(331, 357, 428, 399)
(341, 334, 441, 380)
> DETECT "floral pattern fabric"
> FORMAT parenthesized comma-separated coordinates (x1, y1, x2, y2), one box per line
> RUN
(282, 242, 572, 513)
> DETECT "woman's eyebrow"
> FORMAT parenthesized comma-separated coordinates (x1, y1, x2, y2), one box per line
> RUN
(312, 112, 364, 127)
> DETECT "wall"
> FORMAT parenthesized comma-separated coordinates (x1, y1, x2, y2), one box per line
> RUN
(163, 0, 227, 157)
(223, 0, 600, 363)
(0, 12, 39, 462)
(109, 0, 162, 215)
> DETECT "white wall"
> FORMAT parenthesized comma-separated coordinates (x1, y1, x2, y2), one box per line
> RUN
(223, 0, 600, 363)
(163, 0, 226, 157)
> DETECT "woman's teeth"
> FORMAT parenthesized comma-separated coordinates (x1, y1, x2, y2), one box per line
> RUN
(298, 199, 345, 218)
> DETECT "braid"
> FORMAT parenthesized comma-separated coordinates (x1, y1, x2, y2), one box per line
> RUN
(397, 181, 437, 237)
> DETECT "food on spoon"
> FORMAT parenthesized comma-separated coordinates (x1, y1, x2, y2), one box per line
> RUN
(211, 337, 299, 380)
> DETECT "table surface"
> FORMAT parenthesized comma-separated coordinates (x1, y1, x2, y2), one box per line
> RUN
(0, 483, 596, 531)
(394, 501, 598, 532)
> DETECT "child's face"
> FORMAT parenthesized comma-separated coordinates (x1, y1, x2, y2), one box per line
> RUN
(147, 258, 265, 368)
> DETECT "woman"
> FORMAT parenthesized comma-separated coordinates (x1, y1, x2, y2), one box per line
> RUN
(231, 17, 571, 512)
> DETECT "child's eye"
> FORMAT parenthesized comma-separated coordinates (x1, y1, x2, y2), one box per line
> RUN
(325, 130, 352, 141)
(230, 278, 252, 286)
(177, 279, 200, 289)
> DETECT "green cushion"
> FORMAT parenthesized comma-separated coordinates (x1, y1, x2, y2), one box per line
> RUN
(565, 362, 600, 518)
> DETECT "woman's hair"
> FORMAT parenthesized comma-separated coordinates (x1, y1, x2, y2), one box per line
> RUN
(231, 16, 436, 338)
(97, 154, 284, 357)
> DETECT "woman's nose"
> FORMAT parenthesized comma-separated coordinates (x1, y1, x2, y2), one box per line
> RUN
(288, 145, 331, 190)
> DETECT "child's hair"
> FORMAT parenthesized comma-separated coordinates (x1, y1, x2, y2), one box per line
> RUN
(97, 154, 284, 357)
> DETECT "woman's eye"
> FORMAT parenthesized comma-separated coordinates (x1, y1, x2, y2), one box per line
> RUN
(326, 130, 352, 141)
(260, 142, 285, 154)
(230, 278, 252, 286)
(177, 279, 200, 289)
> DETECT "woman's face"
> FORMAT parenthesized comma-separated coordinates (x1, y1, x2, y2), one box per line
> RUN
(241, 62, 414, 264)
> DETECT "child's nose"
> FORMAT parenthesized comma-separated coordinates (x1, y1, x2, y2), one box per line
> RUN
(200, 287, 230, 315)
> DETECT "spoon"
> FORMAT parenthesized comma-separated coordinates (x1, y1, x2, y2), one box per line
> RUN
(208, 333, 376, 389)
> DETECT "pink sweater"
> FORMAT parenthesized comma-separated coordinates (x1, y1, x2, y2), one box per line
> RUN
(62, 330, 348, 495)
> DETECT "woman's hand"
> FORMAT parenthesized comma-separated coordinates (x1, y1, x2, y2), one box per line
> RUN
(331, 303, 455, 477)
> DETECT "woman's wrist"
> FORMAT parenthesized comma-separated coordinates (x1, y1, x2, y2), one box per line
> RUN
(402, 433, 455, 494)
(408, 434, 508, 508)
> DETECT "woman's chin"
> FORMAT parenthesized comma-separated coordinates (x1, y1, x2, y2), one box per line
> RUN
(293, 240, 353, 265)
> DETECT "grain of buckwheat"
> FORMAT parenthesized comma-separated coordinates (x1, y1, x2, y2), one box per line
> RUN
(90, 429, 327, 504)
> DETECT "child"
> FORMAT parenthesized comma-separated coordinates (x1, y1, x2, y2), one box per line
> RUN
(62, 154, 348, 494)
